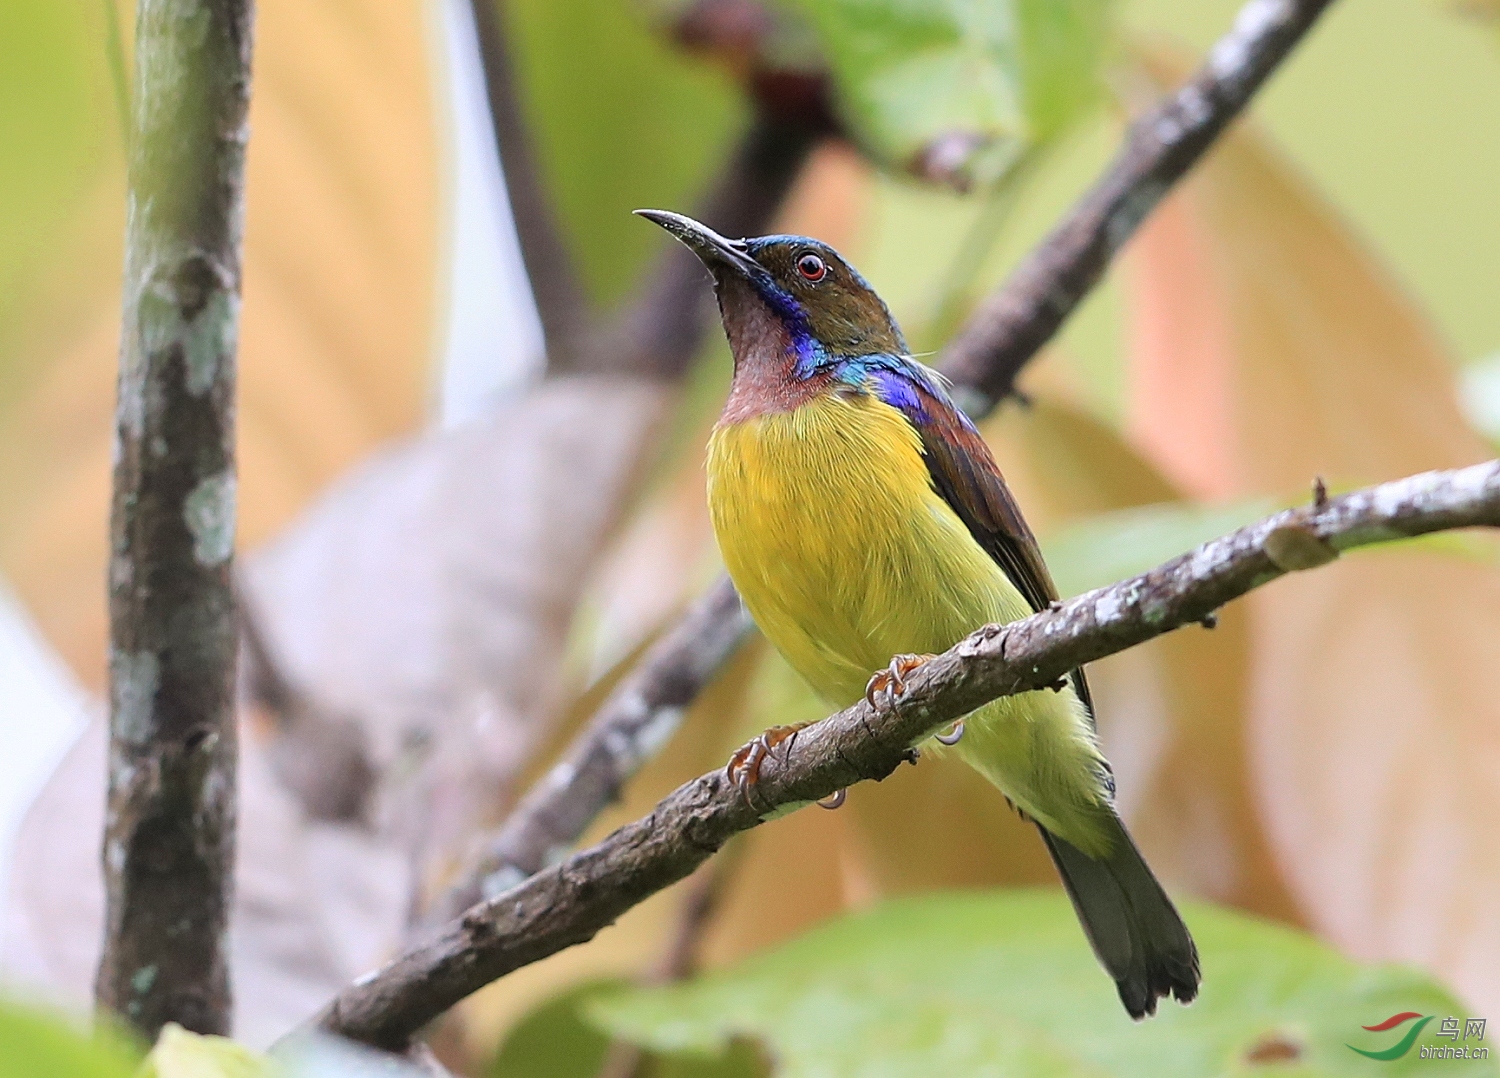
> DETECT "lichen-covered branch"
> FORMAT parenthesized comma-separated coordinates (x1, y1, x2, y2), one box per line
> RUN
(97, 0, 254, 1040)
(938, 0, 1335, 413)
(437, 0, 1337, 932)
(318, 459, 1500, 1051)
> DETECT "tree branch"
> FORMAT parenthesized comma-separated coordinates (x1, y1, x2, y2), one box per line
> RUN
(318, 460, 1500, 1050)
(467, 0, 590, 368)
(430, 0, 1336, 927)
(429, 578, 750, 922)
(937, 0, 1335, 413)
(98, 0, 254, 1040)
(239, 583, 375, 823)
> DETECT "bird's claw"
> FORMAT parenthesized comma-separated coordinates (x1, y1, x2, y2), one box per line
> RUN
(725, 723, 810, 807)
(935, 720, 965, 746)
(817, 788, 846, 810)
(864, 654, 935, 708)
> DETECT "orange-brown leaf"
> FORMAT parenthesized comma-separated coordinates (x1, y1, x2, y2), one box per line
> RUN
(0, 0, 440, 687)
(1125, 99, 1500, 1008)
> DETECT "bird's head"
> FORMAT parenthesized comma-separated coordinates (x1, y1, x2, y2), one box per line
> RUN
(636, 209, 906, 382)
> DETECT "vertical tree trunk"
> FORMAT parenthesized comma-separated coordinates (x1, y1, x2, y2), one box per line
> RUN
(96, 0, 255, 1040)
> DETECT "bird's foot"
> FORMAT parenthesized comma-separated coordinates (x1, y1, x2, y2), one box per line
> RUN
(726, 723, 803, 793)
(726, 722, 843, 809)
(864, 654, 935, 708)
(726, 725, 846, 809)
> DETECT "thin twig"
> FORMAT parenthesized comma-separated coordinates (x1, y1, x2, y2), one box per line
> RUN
(466, 0, 589, 368)
(430, 579, 750, 922)
(316, 460, 1500, 1051)
(437, 0, 1337, 929)
(938, 0, 1335, 414)
(466, 0, 828, 377)
(98, 0, 255, 1040)
(239, 585, 374, 823)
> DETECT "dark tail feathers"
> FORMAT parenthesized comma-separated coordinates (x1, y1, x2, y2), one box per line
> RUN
(1038, 813, 1200, 1019)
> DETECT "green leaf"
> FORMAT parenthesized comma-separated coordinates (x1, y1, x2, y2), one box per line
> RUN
(506, 0, 745, 305)
(1042, 500, 1274, 598)
(1042, 498, 1500, 602)
(777, 0, 1112, 188)
(141, 1025, 274, 1078)
(487, 981, 618, 1078)
(590, 891, 1495, 1078)
(0, 0, 113, 404)
(0, 999, 141, 1078)
(487, 980, 766, 1078)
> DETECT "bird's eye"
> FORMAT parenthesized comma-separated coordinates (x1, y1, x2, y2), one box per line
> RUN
(796, 253, 826, 281)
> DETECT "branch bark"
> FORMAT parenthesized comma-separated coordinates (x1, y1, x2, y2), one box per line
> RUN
(97, 0, 254, 1040)
(318, 460, 1500, 1050)
(938, 0, 1335, 413)
(429, 578, 750, 922)
(467, 0, 590, 368)
(239, 584, 374, 823)
(433, 0, 1337, 925)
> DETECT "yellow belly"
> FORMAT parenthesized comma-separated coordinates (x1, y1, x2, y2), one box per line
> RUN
(708, 392, 1027, 702)
(707, 391, 1111, 850)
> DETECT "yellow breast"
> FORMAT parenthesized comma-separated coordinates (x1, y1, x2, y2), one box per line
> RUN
(706, 391, 1031, 707)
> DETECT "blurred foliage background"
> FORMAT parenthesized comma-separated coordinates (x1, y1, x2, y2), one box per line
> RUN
(2, 0, 1500, 1074)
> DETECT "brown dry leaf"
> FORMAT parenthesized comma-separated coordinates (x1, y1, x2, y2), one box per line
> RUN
(1251, 556, 1500, 1012)
(1125, 109, 1487, 495)
(0, 0, 439, 687)
(1124, 95, 1498, 1007)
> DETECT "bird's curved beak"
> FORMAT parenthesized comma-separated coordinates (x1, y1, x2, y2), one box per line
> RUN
(634, 209, 759, 280)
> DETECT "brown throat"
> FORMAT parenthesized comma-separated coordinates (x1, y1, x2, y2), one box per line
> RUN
(716, 274, 833, 423)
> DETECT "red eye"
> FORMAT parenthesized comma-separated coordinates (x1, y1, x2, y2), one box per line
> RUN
(796, 253, 826, 281)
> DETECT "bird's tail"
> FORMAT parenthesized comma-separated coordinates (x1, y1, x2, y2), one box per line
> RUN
(1037, 811, 1200, 1019)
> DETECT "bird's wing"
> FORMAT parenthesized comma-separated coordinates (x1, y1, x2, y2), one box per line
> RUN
(866, 364, 1057, 612)
(866, 362, 1096, 716)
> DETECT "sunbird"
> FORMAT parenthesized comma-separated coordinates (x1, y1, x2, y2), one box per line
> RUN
(637, 209, 1200, 1019)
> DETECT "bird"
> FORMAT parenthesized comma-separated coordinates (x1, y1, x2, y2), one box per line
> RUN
(636, 208, 1200, 1020)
